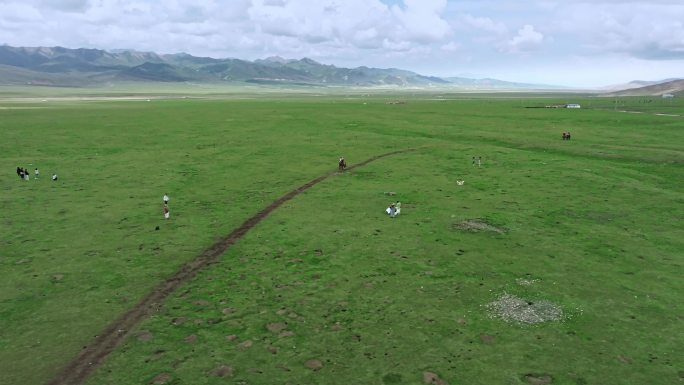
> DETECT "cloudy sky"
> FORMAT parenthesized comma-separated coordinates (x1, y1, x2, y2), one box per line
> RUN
(1, 0, 683, 87)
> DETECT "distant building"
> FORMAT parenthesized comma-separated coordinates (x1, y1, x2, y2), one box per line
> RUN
(662, 93, 675, 98)
(566, 103, 581, 109)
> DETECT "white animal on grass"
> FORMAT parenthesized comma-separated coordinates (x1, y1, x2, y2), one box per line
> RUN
(456, 180, 465, 185)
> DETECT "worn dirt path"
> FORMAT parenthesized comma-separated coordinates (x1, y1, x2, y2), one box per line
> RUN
(46, 148, 414, 385)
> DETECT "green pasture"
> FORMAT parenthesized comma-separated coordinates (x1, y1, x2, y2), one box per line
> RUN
(1, 92, 682, 385)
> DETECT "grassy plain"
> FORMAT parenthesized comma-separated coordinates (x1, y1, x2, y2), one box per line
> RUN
(1, 89, 682, 385)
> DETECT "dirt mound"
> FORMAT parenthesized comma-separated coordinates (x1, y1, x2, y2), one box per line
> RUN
(149, 373, 171, 384)
(267, 322, 287, 333)
(184, 334, 198, 344)
(136, 330, 152, 341)
(211, 365, 233, 377)
(480, 334, 496, 344)
(305, 359, 323, 371)
(486, 294, 563, 324)
(452, 219, 506, 234)
(423, 371, 448, 385)
(524, 374, 553, 384)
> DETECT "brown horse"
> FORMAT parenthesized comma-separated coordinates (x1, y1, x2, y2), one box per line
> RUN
(338, 157, 347, 171)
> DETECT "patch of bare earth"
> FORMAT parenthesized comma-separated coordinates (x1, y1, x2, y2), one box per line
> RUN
(480, 334, 496, 344)
(617, 355, 633, 364)
(266, 322, 288, 333)
(149, 373, 171, 384)
(184, 334, 198, 344)
(487, 294, 563, 324)
(136, 330, 152, 342)
(524, 373, 553, 385)
(452, 219, 506, 234)
(423, 371, 448, 385)
(210, 365, 233, 377)
(305, 359, 323, 371)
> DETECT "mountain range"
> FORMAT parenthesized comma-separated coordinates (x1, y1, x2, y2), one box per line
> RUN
(0, 45, 557, 89)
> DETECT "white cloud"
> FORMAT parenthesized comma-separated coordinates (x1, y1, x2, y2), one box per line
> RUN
(246, 0, 451, 50)
(441, 41, 460, 51)
(391, 0, 451, 43)
(458, 14, 507, 35)
(556, 2, 684, 59)
(500, 24, 544, 54)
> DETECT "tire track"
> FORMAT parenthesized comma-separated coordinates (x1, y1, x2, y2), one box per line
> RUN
(47, 148, 414, 385)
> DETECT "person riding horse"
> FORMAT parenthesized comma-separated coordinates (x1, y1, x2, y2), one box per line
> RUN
(338, 157, 347, 171)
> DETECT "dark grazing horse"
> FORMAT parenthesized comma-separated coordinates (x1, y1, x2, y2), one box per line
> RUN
(338, 157, 347, 171)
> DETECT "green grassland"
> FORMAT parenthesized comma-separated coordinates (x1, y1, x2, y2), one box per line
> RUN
(1, 92, 682, 385)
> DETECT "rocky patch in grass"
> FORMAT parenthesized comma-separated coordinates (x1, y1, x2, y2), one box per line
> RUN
(516, 278, 539, 286)
(452, 219, 506, 234)
(486, 294, 563, 324)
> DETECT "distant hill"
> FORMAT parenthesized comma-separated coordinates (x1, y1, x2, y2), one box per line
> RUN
(603, 79, 684, 96)
(0, 45, 559, 89)
(599, 78, 680, 92)
(443, 76, 562, 90)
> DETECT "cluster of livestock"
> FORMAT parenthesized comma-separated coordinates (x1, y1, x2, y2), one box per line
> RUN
(16, 166, 57, 181)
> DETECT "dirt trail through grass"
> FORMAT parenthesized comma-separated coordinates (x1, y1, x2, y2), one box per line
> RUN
(46, 148, 414, 385)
